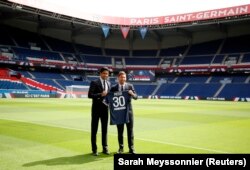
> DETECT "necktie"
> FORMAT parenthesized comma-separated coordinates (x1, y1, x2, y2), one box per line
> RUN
(121, 85, 124, 91)
(103, 80, 106, 91)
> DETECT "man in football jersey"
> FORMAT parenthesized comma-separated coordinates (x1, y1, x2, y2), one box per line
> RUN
(110, 71, 137, 154)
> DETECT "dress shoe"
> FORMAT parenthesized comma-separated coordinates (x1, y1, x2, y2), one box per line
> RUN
(117, 148, 124, 154)
(102, 149, 110, 155)
(92, 151, 99, 156)
(129, 149, 136, 154)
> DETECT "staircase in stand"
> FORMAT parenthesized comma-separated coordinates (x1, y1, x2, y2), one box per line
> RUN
(20, 77, 63, 92)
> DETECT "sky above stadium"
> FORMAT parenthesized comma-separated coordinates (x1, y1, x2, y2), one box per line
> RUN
(79, 0, 250, 17)
(9, 0, 250, 17)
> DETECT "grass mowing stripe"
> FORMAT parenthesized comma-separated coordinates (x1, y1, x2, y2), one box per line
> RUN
(1, 99, 249, 170)
(0, 135, 114, 170)
(0, 118, 227, 153)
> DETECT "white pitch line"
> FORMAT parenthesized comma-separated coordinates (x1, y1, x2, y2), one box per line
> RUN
(0, 118, 228, 153)
(134, 138, 227, 153)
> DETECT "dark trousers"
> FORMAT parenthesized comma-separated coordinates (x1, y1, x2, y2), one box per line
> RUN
(91, 106, 108, 152)
(117, 113, 134, 151)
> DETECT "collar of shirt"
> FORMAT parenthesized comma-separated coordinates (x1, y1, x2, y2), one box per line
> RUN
(100, 77, 104, 84)
(119, 83, 126, 91)
(100, 78, 108, 90)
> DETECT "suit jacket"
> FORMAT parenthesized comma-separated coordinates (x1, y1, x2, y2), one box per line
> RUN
(88, 78, 111, 113)
(110, 83, 137, 114)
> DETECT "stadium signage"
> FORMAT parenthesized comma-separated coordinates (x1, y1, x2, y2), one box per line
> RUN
(129, 75, 150, 81)
(163, 5, 249, 24)
(24, 94, 50, 98)
(160, 96, 182, 99)
(104, 4, 250, 25)
(232, 67, 250, 71)
(0, 60, 16, 64)
(8, 1, 250, 26)
(40, 64, 56, 68)
(206, 97, 226, 101)
(9, 90, 28, 94)
(137, 96, 143, 99)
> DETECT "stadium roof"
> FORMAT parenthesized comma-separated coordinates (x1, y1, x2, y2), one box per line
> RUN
(3, 0, 250, 26)
(7, 0, 250, 18)
(0, 0, 250, 50)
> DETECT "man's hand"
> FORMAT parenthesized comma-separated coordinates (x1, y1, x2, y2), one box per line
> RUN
(128, 90, 135, 97)
(101, 91, 108, 97)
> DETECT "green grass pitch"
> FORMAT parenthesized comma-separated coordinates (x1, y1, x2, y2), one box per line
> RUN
(0, 98, 250, 170)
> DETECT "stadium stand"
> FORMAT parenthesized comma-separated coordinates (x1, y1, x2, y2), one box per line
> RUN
(217, 84, 250, 98)
(125, 57, 161, 69)
(43, 36, 75, 53)
(81, 55, 112, 67)
(180, 83, 221, 98)
(133, 84, 157, 96)
(187, 40, 222, 55)
(0, 27, 15, 46)
(76, 44, 102, 55)
(8, 27, 48, 50)
(132, 49, 158, 57)
(220, 35, 250, 53)
(180, 55, 214, 65)
(241, 53, 250, 63)
(155, 83, 185, 96)
(159, 45, 187, 57)
(0, 21, 250, 100)
(13, 47, 64, 62)
(175, 76, 209, 83)
(105, 48, 129, 56)
(0, 79, 27, 90)
(212, 55, 225, 64)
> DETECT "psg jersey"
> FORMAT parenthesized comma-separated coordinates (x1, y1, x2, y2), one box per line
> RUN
(104, 91, 131, 125)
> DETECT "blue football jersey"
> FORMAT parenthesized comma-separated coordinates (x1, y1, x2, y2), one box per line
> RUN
(105, 91, 131, 125)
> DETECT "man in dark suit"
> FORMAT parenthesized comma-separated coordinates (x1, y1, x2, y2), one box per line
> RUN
(88, 67, 111, 156)
(110, 71, 138, 154)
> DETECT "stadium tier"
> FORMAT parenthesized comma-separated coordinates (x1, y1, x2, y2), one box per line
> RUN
(2, 70, 247, 99)
(105, 49, 129, 56)
(133, 84, 157, 96)
(0, 79, 27, 90)
(180, 55, 214, 65)
(132, 50, 158, 57)
(13, 47, 64, 62)
(242, 53, 250, 63)
(159, 45, 188, 57)
(0, 27, 15, 46)
(31, 72, 64, 79)
(220, 35, 250, 53)
(76, 44, 102, 55)
(125, 58, 161, 69)
(180, 83, 221, 98)
(212, 55, 225, 64)
(0, 25, 250, 100)
(155, 83, 185, 96)
(81, 55, 112, 67)
(43, 36, 75, 53)
(175, 76, 209, 83)
(218, 84, 250, 98)
(1, 25, 250, 70)
(187, 40, 222, 55)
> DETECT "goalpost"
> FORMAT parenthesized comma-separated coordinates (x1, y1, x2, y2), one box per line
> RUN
(66, 85, 89, 98)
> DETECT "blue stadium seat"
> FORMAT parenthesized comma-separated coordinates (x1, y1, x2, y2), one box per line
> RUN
(218, 84, 250, 98)
(180, 83, 221, 97)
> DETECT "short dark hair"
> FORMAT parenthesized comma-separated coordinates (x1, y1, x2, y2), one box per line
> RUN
(99, 67, 110, 73)
(118, 71, 126, 77)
